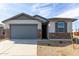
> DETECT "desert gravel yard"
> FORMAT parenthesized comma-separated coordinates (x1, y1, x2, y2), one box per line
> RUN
(37, 40, 79, 56)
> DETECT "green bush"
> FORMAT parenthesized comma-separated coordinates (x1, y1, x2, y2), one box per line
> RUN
(72, 38, 78, 43)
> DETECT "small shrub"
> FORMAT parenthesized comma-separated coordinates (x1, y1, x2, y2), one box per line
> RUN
(72, 38, 77, 43)
(59, 41, 63, 44)
(48, 44, 51, 46)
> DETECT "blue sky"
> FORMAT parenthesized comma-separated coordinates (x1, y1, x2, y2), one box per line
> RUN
(0, 3, 79, 31)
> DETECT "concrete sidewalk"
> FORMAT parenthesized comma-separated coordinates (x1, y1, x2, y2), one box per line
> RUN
(0, 40, 14, 55)
(0, 39, 37, 56)
(3, 44, 37, 56)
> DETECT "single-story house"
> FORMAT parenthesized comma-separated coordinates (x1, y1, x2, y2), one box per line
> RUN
(2, 13, 77, 39)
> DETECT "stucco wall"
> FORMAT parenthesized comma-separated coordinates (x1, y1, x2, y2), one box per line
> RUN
(48, 22, 55, 33)
(4, 19, 42, 30)
(48, 22, 72, 33)
(67, 22, 72, 32)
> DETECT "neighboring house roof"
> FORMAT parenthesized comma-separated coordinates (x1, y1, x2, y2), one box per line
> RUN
(0, 24, 3, 27)
(73, 32, 79, 36)
(48, 18, 77, 22)
(2, 13, 47, 23)
(33, 15, 48, 22)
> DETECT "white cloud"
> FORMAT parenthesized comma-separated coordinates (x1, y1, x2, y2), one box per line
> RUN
(0, 4, 6, 8)
(56, 7, 79, 18)
(32, 3, 52, 17)
(38, 8, 52, 17)
(32, 3, 51, 9)
(0, 4, 7, 12)
(54, 6, 79, 31)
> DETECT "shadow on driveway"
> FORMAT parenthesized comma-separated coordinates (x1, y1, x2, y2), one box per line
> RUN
(11, 39, 38, 45)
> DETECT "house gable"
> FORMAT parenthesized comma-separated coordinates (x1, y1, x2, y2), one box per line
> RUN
(10, 14, 34, 20)
(2, 13, 46, 23)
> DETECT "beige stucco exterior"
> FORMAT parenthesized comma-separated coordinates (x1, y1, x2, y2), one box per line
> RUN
(4, 19, 42, 30)
(48, 22, 72, 33)
(67, 22, 72, 32)
(48, 22, 55, 33)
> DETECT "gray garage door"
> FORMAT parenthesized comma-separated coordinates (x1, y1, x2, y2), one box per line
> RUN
(10, 24, 37, 39)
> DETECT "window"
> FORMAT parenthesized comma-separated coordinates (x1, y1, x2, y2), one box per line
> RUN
(57, 22, 65, 28)
(56, 21, 66, 32)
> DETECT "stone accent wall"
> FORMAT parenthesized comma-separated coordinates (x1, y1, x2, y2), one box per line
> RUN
(0, 29, 5, 39)
(4, 29, 10, 39)
(49, 33, 72, 39)
(37, 30, 42, 39)
(0, 35, 4, 39)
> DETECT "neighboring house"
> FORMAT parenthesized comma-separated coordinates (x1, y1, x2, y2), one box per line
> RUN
(2, 13, 77, 39)
(73, 32, 79, 39)
(0, 24, 4, 39)
(73, 32, 79, 36)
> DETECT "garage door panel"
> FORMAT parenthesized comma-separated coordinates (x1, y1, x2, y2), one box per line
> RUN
(10, 24, 37, 39)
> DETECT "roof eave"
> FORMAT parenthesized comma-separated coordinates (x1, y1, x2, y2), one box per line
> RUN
(48, 18, 77, 22)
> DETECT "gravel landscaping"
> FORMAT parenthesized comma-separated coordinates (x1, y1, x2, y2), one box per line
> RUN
(37, 40, 79, 56)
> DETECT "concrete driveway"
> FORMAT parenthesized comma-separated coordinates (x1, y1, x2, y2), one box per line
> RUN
(0, 39, 38, 56)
